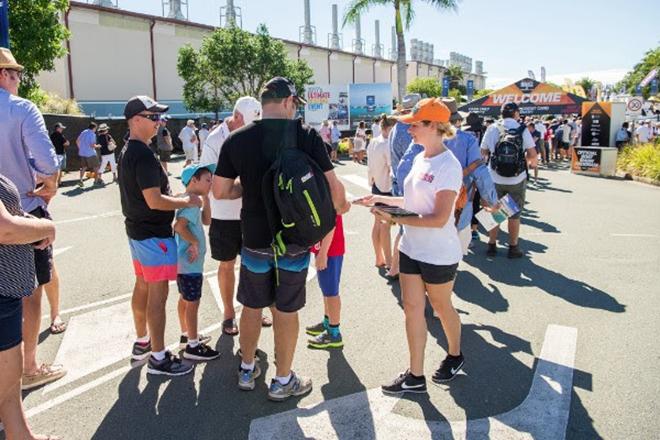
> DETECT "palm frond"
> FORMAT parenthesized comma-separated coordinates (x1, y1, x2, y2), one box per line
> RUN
(423, 0, 460, 12)
(342, 0, 392, 28)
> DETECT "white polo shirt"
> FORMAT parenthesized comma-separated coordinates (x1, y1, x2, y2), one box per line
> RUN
(200, 121, 241, 220)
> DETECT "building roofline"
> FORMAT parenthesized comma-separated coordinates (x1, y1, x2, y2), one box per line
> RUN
(69, 1, 396, 64)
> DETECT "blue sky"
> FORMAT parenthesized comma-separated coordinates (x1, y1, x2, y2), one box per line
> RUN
(119, 0, 659, 89)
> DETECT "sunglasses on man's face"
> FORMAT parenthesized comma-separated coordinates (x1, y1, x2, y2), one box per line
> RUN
(2, 69, 23, 80)
(136, 113, 162, 121)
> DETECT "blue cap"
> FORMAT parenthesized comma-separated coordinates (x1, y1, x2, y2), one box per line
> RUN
(180, 163, 216, 186)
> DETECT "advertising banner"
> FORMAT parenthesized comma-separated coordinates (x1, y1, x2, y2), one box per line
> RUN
(466, 79, 474, 101)
(572, 147, 602, 174)
(304, 84, 350, 130)
(651, 78, 658, 96)
(348, 83, 393, 128)
(581, 102, 612, 147)
(640, 68, 657, 87)
(442, 77, 450, 97)
(0, 0, 9, 48)
(458, 78, 585, 116)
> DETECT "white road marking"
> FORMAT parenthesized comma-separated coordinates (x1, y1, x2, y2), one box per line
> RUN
(54, 210, 122, 225)
(43, 301, 136, 394)
(53, 246, 73, 257)
(40, 269, 217, 321)
(249, 324, 577, 440)
(342, 174, 371, 191)
(610, 233, 658, 238)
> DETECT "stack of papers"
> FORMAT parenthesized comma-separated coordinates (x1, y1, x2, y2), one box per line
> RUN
(475, 194, 520, 231)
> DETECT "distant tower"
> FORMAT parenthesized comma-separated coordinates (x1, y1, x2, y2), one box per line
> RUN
(92, 0, 117, 7)
(299, 0, 316, 44)
(373, 20, 383, 58)
(162, 0, 188, 20)
(220, 0, 243, 28)
(390, 26, 397, 60)
(352, 13, 364, 55)
(328, 4, 342, 49)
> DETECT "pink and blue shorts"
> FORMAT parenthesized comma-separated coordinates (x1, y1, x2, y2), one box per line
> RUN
(128, 237, 177, 282)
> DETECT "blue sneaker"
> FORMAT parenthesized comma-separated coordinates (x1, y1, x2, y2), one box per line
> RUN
(267, 371, 312, 401)
(237, 363, 261, 391)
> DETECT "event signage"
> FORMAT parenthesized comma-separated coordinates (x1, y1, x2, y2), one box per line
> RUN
(626, 96, 643, 115)
(304, 84, 349, 130)
(0, 0, 9, 49)
(572, 147, 602, 174)
(347, 83, 393, 128)
(640, 69, 658, 87)
(466, 79, 474, 101)
(442, 77, 449, 97)
(459, 78, 585, 116)
(651, 78, 658, 96)
(581, 102, 611, 147)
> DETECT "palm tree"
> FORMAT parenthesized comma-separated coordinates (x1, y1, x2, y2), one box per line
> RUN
(446, 64, 464, 90)
(343, 0, 459, 102)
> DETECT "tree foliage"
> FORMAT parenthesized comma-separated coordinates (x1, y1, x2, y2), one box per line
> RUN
(473, 88, 493, 99)
(343, 0, 459, 101)
(406, 77, 441, 97)
(8, 0, 70, 97)
(575, 77, 597, 95)
(616, 46, 660, 98)
(448, 88, 463, 103)
(177, 24, 314, 115)
(446, 64, 464, 89)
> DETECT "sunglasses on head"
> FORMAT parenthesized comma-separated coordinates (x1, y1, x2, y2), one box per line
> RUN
(136, 113, 162, 121)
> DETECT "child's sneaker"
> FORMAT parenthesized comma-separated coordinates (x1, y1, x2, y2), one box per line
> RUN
(308, 331, 343, 349)
(183, 343, 220, 361)
(146, 351, 194, 377)
(131, 340, 152, 361)
(179, 333, 211, 350)
(237, 363, 261, 391)
(305, 322, 326, 336)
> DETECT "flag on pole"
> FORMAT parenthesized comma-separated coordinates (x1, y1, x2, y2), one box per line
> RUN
(0, 0, 10, 48)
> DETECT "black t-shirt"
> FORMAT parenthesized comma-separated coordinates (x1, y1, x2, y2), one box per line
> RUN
(97, 133, 115, 156)
(50, 131, 67, 155)
(216, 119, 334, 249)
(118, 140, 174, 240)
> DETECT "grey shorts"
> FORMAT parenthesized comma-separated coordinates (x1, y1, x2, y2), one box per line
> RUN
(80, 155, 99, 171)
(495, 180, 526, 219)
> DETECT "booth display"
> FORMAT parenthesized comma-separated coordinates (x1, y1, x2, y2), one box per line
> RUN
(458, 78, 586, 116)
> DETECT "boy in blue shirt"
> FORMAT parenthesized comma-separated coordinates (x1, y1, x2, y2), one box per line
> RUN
(175, 164, 219, 361)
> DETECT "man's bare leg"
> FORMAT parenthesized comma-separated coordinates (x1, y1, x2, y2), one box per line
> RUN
(272, 308, 299, 377)
(146, 280, 168, 353)
(239, 306, 262, 365)
(131, 276, 149, 339)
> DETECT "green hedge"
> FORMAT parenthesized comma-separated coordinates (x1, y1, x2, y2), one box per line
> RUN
(618, 141, 660, 182)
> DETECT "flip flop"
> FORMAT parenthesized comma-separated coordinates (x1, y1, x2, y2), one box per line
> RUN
(49, 319, 67, 335)
(261, 315, 273, 327)
(222, 318, 239, 336)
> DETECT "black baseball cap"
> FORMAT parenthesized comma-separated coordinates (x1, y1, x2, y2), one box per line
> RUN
(259, 77, 307, 104)
(123, 95, 169, 120)
(501, 101, 519, 116)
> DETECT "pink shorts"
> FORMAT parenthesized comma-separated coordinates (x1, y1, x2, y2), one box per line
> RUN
(128, 237, 177, 282)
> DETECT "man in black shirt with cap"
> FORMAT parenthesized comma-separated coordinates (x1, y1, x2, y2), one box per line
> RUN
(214, 77, 350, 401)
(119, 95, 201, 377)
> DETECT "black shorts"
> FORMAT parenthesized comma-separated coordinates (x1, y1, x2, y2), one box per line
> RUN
(177, 273, 203, 301)
(158, 150, 171, 162)
(237, 248, 310, 312)
(29, 207, 53, 286)
(561, 141, 570, 150)
(209, 219, 242, 262)
(0, 296, 23, 351)
(399, 251, 458, 285)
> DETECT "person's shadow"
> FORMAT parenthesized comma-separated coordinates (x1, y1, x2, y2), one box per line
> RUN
(464, 243, 626, 313)
(453, 270, 509, 313)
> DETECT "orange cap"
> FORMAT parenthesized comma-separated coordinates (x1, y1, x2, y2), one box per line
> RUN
(397, 97, 451, 124)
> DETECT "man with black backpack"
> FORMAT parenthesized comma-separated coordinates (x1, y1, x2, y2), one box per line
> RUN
(213, 77, 350, 402)
(480, 102, 537, 258)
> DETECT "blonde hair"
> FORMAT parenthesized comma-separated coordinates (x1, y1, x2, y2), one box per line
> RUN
(420, 120, 455, 140)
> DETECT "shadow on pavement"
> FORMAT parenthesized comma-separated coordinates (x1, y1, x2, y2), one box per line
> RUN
(520, 208, 561, 234)
(464, 244, 626, 313)
(453, 270, 509, 313)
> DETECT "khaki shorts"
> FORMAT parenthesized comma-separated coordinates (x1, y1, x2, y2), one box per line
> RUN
(495, 180, 526, 219)
(80, 155, 99, 171)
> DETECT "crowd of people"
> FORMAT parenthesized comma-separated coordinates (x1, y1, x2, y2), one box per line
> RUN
(2, 40, 657, 439)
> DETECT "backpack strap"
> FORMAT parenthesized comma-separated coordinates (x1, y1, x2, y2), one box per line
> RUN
(463, 159, 483, 177)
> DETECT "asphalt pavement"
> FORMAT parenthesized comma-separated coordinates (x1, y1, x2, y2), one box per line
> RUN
(4, 155, 659, 439)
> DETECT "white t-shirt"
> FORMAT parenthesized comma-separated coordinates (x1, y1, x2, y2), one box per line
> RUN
(636, 125, 651, 143)
(399, 150, 463, 266)
(371, 123, 381, 138)
(535, 122, 547, 138)
(179, 126, 197, 150)
(198, 128, 209, 149)
(367, 135, 391, 193)
(481, 118, 536, 185)
(199, 121, 241, 220)
(561, 124, 572, 143)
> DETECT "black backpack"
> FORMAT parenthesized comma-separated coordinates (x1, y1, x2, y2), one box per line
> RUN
(262, 120, 336, 256)
(490, 123, 527, 178)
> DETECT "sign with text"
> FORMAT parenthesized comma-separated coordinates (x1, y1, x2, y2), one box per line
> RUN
(442, 77, 449, 97)
(581, 102, 612, 147)
(458, 78, 585, 116)
(304, 84, 350, 130)
(572, 147, 602, 174)
(348, 83, 393, 128)
(466, 79, 474, 101)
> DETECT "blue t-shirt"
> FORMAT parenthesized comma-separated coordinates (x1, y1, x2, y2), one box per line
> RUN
(175, 205, 206, 274)
(78, 129, 97, 158)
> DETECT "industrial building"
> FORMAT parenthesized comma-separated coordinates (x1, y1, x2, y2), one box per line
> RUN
(36, 0, 488, 117)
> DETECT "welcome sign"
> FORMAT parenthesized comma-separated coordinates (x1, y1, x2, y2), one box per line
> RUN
(304, 84, 350, 130)
(459, 78, 585, 116)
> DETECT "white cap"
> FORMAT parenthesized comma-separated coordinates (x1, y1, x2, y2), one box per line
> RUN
(187, 119, 195, 126)
(234, 97, 262, 125)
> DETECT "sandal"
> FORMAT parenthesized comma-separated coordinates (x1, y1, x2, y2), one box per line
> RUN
(261, 315, 273, 327)
(49, 318, 67, 335)
(222, 318, 239, 336)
